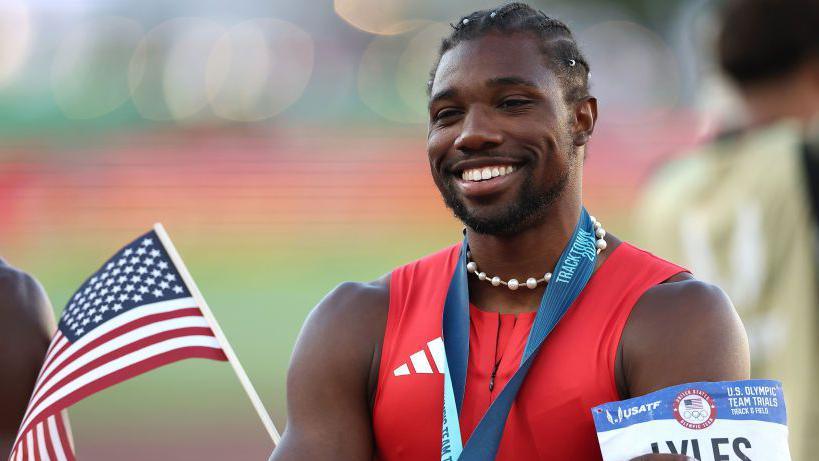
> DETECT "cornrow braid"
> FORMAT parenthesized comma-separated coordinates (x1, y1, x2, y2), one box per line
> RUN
(428, 2, 590, 103)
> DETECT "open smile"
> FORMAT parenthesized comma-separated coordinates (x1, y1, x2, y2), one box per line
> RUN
(453, 163, 521, 197)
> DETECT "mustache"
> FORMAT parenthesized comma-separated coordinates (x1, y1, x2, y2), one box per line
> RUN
(441, 150, 529, 172)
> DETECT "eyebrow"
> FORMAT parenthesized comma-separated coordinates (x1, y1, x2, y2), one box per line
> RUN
(428, 88, 458, 109)
(428, 76, 541, 108)
(486, 76, 540, 89)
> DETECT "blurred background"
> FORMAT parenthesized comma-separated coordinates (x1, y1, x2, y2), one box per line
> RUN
(0, 0, 752, 459)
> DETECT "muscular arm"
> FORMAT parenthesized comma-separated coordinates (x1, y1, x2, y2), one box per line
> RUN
(620, 274, 751, 398)
(270, 278, 389, 461)
(0, 261, 55, 458)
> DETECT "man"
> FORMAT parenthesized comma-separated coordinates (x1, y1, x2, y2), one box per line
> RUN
(634, 0, 819, 458)
(0, 258, 57, 457)
(272, 3, 749, 460)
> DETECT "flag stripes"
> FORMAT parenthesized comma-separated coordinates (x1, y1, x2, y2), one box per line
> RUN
(10, 297, 226, 460)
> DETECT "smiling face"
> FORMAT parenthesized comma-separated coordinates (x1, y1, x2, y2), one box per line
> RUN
(427, 31, 594, 236)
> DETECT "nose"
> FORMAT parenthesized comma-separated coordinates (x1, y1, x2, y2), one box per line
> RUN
(453, 106, 503, 153)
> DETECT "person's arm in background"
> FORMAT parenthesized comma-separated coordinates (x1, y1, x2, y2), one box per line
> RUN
(0, 259, 56, 457)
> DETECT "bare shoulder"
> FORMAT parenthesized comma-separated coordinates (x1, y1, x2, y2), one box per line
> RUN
(299, 276, 390, 358)
(272, 276, 390, 461)
(0, 259, 54, 333)
(621, 273, 750, 397)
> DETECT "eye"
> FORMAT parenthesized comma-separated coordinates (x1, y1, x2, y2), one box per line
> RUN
(433, 108, 462, 122)
(498, 99, 532, 109)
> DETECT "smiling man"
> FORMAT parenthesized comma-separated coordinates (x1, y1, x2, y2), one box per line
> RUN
(270, 3, 749, 460)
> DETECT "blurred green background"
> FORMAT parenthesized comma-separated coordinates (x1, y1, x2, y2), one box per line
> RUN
(0, 0, 736, 458)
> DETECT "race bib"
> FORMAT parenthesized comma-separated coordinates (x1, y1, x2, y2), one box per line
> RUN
(592, 380, 790, 461)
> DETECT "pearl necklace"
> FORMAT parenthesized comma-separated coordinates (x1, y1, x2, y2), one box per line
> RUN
(466, 216, 608, 291)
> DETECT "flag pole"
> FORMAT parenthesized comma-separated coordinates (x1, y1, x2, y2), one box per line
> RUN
(153, 223, 282, 446)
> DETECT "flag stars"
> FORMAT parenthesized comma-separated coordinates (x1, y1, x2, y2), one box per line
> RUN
(124, 266, 134, 274)
(119, 293, 129, 302)
(150, 249, 160, 258)
(164, 274, 176, 282)
(105, 295, 115, 303)
(143, 258, 155, 266)
(76, 328, 84, 335)
(172, 285, 184, 294)
(159, 281, 170, 289)
(117, 258, 127, 266)
(124, 284, 135, 292)
(136, 247, 147, 256)
(137, 266, 148, 275)
(152, 289, 163, 297)
(141, 238, 153, 246)
(158, 261, 169, 270)
(130, 275, 142, 284)
(138, 286, 149, 294)
(112, 285, 121, 294)
(129, 256, 140, 265)
(117, 275, 128, 284)
(132, 294, 143, 302)
(112, 268, 121, 276)
(124, 248, 133, 256)
(151, 269, 161, 277)
(93, 315, 103, 323)
(100, 305, 110, 313)
(112, 303, 124, 312)
(145, 277, 155, 286)
(106, 262, 115, 270)
(82, 318, 90, 326)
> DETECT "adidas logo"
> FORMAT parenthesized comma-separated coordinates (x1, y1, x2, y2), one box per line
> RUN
(393, 336, 447, 376)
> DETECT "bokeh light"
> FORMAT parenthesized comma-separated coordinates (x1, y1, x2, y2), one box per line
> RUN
(581, 20, 682, 124)
(358, 22, 447, 124)
(52, 16, 144, 119)
(334, 0, 421, 35)
(129, 18, 226, 122)
(206, 18, 314, 122)
(0, 0, 33, 88)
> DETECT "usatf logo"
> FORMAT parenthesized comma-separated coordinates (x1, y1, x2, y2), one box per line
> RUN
(673, 389, 717, 429)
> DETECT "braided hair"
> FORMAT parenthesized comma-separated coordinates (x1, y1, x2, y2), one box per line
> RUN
(428, 2, 591, 103)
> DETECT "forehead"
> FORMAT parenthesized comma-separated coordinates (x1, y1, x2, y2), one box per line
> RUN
(430, 32, 559, 96)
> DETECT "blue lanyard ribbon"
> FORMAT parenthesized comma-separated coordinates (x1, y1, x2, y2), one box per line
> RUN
(440, 208, 599, 461)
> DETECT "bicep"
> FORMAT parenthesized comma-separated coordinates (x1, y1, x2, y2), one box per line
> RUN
(0, 270, 55, 449)
(270, 284, 383, 461)
(624, 280, 750, 397)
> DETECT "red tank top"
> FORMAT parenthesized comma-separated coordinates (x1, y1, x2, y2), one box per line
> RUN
(372, 242, 685, 460)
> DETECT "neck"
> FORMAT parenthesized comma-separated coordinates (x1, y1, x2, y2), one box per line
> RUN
(466, 196, 581, 314)
(741, 71, 819, 127)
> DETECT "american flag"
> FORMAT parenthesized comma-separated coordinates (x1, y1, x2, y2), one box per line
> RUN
(684, 398, 704, 410)
(9, 230, 228, 461)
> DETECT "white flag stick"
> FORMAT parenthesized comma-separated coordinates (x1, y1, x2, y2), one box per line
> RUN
(153, 223, 282, 446)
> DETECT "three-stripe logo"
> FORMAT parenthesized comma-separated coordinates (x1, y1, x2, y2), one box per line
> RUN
(393, 336, 447, 376)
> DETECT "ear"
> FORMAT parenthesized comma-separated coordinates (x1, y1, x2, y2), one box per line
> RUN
(572, 97, 597, 147)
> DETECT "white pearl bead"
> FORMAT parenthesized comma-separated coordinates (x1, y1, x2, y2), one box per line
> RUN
(466, 261, 477, 272)
(544, 272, 552, 282)
(596, 227, 606, 238)
(491, 276, 501, 286)
(596, 239, 607, 250)
(462, 18, 469, 24)
(508, 279, 519, 290)
(478, 272, 486, 281)
(526, 278, 537, 289)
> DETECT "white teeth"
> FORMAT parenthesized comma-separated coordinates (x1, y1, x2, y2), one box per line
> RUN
(460, 165, 517, 182)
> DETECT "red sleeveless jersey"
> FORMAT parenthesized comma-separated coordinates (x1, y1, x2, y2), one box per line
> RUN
(372, 242, 685, 460)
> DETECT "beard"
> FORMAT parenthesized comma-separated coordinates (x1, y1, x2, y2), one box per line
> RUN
(435, 164, 570, 236)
